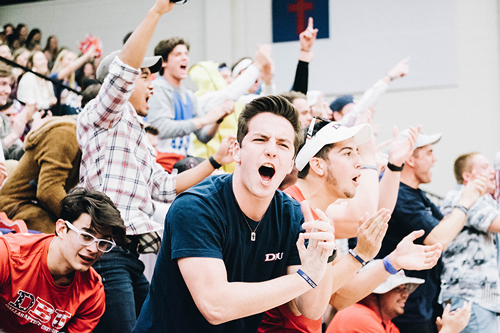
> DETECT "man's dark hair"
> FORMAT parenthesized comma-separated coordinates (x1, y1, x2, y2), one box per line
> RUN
(237, 95, 303, 156)
(297, 120, 334, 179)
(280, 91, 307, 105)
(81, 83, 101, 108)
(59, 188, 129, 245)
(154, 37, 190, 76)
(145, 125, 159, 136)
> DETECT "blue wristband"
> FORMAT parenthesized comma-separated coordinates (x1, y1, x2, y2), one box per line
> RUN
(383, 256, 399, 275)
(348, 249, 366, 267)
(297, 269, 317, 288)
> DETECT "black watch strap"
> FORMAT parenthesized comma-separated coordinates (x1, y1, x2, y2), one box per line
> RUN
(208, 156, 222, 169)
(387, 162, 404, 172)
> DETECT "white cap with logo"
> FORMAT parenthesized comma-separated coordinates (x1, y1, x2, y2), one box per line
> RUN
(295, 121, 372, 171)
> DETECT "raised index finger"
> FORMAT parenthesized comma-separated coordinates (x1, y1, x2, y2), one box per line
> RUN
(307, 17, 314, 30)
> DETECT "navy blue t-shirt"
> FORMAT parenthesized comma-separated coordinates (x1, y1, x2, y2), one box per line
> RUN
(377, 182, 444, 324)
(134, 174, 303, 333)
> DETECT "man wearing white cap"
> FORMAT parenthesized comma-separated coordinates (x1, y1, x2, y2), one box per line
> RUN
(325, 260, 472, 333)
(259, 120, 442, 333)
(77, 1, 235, 332)
(376, 129, 488, 333)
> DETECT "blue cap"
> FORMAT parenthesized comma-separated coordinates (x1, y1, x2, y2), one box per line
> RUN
(329, 95, 354, 113)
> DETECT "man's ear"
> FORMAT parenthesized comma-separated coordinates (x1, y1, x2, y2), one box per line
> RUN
(288, 157, 295, 174)
(462, 171, 472, 184)
(309, 157, 325, 176)
(405, 155, 416, 168)
(232, 141, 241, 163)
(55, 219, 67, 238)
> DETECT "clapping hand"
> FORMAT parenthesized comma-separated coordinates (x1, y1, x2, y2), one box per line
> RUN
(297, 201, 335, 283)
(353, 209, 391, 262)
(387, 230, 442, 271)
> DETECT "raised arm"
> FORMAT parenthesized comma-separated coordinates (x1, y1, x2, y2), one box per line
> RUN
(378, 126, 420, 212)
(292, 17, 317, 94)
(425, 173, 487, 250)
(339, 57, 410, 127)
(119, 1, 174, 69)
(175, 135, 235, 194)
(56, 45, 98, 81)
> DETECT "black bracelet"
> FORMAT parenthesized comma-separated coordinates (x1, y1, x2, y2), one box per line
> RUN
(327, 248, 338, 263)
(387, 162, 404, 172)
(348, 249, 367, 267)
(208, 156, 221, 169)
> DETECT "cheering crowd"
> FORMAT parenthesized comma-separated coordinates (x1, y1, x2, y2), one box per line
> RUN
(0, 1, 499, 333)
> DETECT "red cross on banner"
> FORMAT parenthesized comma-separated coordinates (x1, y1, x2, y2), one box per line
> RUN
(288, 0, 314, 35)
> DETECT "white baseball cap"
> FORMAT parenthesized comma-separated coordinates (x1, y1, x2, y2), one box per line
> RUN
(399, 128, 442, 151)
(295, 121, 372, 171)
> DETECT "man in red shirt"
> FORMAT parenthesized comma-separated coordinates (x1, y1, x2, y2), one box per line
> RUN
(0, 188, 127, 333)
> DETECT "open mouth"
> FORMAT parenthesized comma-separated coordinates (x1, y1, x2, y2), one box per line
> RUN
(78, 254, 95, 265)
(180, 65, 187, 71)
(352, 174, 361, 185)
(259, 163, 275, 184)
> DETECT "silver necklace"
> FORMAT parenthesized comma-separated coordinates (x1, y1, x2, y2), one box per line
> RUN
(242, 215, 262, 241)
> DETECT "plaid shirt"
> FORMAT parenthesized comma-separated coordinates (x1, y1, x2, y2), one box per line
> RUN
(77, 57, 176, 253)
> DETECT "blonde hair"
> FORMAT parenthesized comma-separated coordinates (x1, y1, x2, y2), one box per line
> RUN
(51, 49, 76, 89)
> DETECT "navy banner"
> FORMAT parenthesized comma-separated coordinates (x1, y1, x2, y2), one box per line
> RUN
(272, 0, 329, 43)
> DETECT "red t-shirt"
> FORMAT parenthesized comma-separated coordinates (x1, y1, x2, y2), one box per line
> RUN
(325, 303, 400, 333)
(258, 185, 322, 333)
(0, 233, 105, 333)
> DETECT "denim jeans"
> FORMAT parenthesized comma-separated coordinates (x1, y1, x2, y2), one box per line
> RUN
(448, 297, 498, 333)
(92, 245, 150, 333)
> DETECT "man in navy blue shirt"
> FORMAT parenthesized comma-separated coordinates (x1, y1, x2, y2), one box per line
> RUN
(134, 96, 336, 332)
(377, 129, 487, 333)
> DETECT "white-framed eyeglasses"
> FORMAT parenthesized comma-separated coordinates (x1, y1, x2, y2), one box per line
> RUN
(65, 221, 116, 253)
